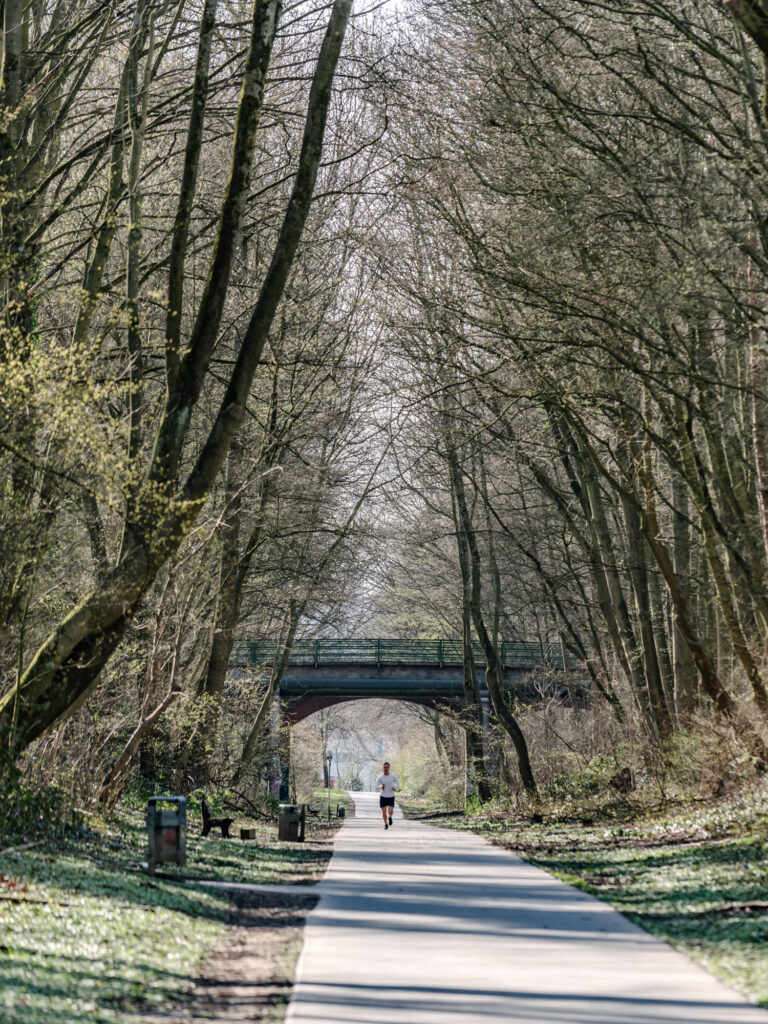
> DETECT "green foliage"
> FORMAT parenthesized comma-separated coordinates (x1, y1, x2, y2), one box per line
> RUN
(656, 726, 760, 800)
(396, 738, 464, 810)
(465, 794, 488, 816)
(464, 793, 510, 817)
(264, 793, 280, 818)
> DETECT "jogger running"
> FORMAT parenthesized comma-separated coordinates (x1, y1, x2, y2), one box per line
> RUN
(376, 761, 399, 829)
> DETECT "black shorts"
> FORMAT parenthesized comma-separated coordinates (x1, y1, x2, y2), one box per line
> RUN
(380, 796, 395, 808)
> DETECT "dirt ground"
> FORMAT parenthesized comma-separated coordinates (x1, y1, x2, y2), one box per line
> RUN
(148, 889, 319, 1024)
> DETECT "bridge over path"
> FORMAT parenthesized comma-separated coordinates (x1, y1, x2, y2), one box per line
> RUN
(229, 638, 573, 724)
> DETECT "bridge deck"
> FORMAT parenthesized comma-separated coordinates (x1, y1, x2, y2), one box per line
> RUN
(232, 638, 567, 670)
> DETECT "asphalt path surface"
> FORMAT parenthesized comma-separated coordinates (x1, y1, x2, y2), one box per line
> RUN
(286, 791, 768, 1023)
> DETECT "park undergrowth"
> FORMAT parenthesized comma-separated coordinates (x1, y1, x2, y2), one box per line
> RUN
(427, 782, 768, 1009)
(0, 789, 349, 1023)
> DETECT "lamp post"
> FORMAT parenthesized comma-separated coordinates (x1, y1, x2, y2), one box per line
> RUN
(326, 753, 333, 821)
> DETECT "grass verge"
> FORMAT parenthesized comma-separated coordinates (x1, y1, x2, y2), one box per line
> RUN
(0, 792, 349, 1023)
(310, 786, 355, 821)
(404, 785, 768, 1009)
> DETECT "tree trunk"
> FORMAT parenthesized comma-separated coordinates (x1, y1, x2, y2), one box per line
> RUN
(621, 488, 673, 737)
(751, 320, 768, 567)
(451, 472, 492, 800)
(232, 601, 302, 788)
(444, 422, 537, 796)
(461, 605, 493, 801)
(675, 402, 768, 721)
(671, 473, 697, 717)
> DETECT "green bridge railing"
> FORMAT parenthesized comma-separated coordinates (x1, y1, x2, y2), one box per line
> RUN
(231, 638, 568, 670)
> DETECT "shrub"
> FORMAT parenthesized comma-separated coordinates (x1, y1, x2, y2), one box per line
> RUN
(548, 754, 615, 803)
(0, 748, 78, 847)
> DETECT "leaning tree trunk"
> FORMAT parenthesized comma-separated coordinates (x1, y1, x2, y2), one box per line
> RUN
(539, 408, 653, 731)
(189, 361, 284, 777)
(450, 466, 493, 800)
(461, 603, 493, 801)
(620, 483, 673, 738)
(674, 400, 768, 722)
(232, 601, 302, 788)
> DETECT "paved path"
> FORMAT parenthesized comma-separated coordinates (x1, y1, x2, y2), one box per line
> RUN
(286, 791, 768, 1024)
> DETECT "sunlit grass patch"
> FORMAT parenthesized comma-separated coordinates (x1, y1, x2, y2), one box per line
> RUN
(310, 786, 354, 820)
(0, 848, 229, 1023)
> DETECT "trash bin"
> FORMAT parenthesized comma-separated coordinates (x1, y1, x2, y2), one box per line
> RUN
(278, 803, 306, 842)
(146, 796, 187, 874)
(337, 805, 346, 818)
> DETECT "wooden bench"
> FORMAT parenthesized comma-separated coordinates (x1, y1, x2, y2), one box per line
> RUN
(201, 796, 235, 838)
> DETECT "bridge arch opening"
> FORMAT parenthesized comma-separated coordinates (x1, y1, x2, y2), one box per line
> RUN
(284, 693, 462, 727)
(288, 696, 468, 799)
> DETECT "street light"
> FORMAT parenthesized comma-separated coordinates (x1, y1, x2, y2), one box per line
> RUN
(326, 753, 333, 821)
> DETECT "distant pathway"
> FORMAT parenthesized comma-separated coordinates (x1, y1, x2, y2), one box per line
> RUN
(286, 791, 768, 1024)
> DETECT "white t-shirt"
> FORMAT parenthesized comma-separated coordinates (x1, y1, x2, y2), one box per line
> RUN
(376, 773, 399, 798)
